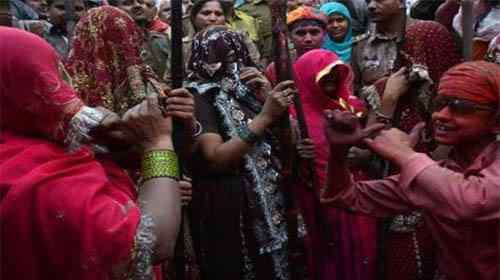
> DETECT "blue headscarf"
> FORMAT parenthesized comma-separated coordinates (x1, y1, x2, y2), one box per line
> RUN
(320, 2, 353, 63)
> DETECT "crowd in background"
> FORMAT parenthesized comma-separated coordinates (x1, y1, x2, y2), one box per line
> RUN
(1, 0, 500, 279)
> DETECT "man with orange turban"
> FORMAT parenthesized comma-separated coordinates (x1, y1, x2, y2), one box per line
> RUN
(321, 61, 500, 280)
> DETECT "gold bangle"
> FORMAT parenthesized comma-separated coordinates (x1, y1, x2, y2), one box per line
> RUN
(141, 149, 180, 181)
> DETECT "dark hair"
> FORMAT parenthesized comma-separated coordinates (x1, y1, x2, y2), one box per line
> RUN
(289, 19, 326, 32)
(190, 0, 230, 31)
(107, 0, 119, 6)
(47, 0, 86, 7)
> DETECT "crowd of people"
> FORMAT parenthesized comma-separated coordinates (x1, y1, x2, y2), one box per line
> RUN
(1, 0, 500, 279)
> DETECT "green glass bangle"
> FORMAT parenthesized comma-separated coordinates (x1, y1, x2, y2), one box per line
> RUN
(141, 149, 180, 181)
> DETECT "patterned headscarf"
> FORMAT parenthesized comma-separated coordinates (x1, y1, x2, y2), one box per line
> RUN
(66, 6, 160, 115)
(187, 26, 289, 277)
(320, 2, 353, 63)
(189, 25, 255, 81)
(0, 27, 83, 143)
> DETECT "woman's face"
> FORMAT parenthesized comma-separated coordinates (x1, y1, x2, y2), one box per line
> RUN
(326, 13, 349, 42)
(193, 1, 226, 30)
(319, 72, 338, 95)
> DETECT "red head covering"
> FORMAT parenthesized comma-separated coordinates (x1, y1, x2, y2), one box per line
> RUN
(66, 6, 156, 115)
(369, 21, 463, 137)
(438, 61, 500, 105)
(294, 49, 364, 114)
(293, 49, 364, 183)
(0, 27, 140, 279)
(149, 17, 170, 33)
(291, 49, 377, 280)
(0, 27, 84, 142)
(401, 21, 462, 84)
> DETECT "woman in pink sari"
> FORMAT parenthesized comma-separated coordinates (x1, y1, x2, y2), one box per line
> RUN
(0, 27, 181, 280)
(292, 49, 376, 280)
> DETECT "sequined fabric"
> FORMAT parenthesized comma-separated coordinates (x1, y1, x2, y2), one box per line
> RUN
(188, 26, 289, 279)
(66, 6, 159, 116)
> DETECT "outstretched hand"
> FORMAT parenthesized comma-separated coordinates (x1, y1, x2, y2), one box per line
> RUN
(324, 109, 385, 150)
(363, 122, 424, 166)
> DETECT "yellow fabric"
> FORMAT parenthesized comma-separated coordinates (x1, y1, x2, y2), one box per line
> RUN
(236, 1, 272, 59)
(228, 10, 260, 43)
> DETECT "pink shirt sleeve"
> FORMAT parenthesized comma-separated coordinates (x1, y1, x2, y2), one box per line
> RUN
(323, 152, 500, 222)
(401, 153, 500, 222)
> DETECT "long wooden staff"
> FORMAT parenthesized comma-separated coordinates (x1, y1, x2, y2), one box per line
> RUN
(269, 1, 335, 279)
(0, 0, 11, 26)
(268, 1, 300, 280)
(168, 0, 186, 278)
(461, 0, 474, 61)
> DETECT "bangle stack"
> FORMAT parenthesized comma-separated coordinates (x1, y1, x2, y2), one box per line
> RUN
(141, 149, 180, 181)
(237, 124, 261, 145)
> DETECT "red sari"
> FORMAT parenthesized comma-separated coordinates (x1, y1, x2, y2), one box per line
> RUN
(0, 27, 140, 279)
(366, 21, 462, 280)
(66, 6, 163, 116)
(292, 49, 376, 280)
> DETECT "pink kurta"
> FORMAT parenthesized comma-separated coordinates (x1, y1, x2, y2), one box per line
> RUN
(323, 142, 500, 280)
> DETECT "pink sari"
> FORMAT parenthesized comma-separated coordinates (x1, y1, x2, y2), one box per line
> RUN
(292, 49, 376, 280)
(0, 27, 140, 280)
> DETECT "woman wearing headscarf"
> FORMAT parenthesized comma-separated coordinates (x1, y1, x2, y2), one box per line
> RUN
(187, 25, 298, 280)
(66, 8, 197, 278)
(320, 2, 353, 64)
(66, 5, 196, 159)
(358, 20, 462, 280)
(292, 49, 376, 280)
(66, 6, 161, 116)
(0, 27, 181, 280)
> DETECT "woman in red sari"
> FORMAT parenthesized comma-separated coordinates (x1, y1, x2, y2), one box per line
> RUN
(66, 6, 160, 116)
(292, 49, 376, 280)
(0, 27, 181, 280)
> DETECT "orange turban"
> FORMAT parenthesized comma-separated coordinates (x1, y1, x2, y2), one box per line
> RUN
(438, 61, 500, 105)
(287, 6, 327, 27)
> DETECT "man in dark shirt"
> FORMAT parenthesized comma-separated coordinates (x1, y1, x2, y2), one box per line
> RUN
(351, 0, 408, 89)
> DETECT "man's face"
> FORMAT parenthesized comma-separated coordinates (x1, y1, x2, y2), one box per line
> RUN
(290, 24, 325, 55)
(116, 0, 149, 24)
(182, 0, 193, 16)
(158, 0, 171, 23)
(143, 0, 158, 23)
(367, 0, 403, 23)
(193, 1, 225, 30)
(26, 0, 44, 14)
(431, 96, 497, 146)
(49, 0, 86, 28)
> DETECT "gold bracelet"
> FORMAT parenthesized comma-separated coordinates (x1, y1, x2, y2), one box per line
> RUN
(141, 149, 180, 181)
